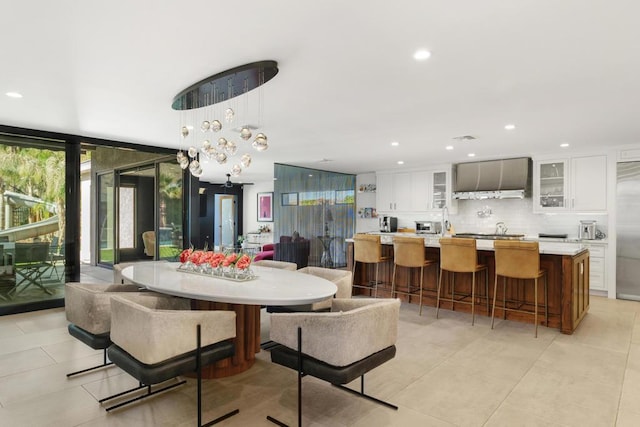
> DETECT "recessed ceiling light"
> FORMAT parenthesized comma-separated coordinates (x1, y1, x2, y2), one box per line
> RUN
(413, 49, 431, 61)
(391, 141, 399, 147)
(6, 92, 23, 98)
(560, 143, 570, 148)
(468, 153, 476, 157)
(397, 161, 404, 165)
(445, 145, 454, 150)
(504, 124, 516, 130)
(308, 174, 313, 177)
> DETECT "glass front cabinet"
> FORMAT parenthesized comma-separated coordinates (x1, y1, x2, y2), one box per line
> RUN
(534, 156, 607, 213)
(534, 160, 569, 211)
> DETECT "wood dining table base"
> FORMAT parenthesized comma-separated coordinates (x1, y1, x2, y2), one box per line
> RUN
(192, 300, 261, 378)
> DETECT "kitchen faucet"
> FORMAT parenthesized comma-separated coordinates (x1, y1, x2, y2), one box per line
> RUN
(495, 221, 507, 235)
(441, 206, 450, 236)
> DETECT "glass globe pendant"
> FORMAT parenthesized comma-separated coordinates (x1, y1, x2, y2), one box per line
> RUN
(240, 127, 252, 141)
(252, 133, 268, 151)
(240, 153, 252, 168)
(225, 108, 234, 123)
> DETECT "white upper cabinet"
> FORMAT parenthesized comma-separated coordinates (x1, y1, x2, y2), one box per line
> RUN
(533, 155, 607, 212)
(376, 172, 411, 211)
(571, 155, 607, 211)
(376, 167, 455, 213)
(376, 172, 394, 211)
(410, 171, 431, 211)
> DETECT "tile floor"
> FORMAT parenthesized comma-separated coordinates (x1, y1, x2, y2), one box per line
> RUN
(0, 275, 639, 426)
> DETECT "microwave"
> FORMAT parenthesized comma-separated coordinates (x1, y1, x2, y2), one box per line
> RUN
(415, 221, 441, 234)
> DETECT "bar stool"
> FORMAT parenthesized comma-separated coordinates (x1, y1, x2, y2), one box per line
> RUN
(391, 236, 437, 315)
(352, 234, 391, 298)
(436, 238, 488, 325)
(491, 240, 547, 337)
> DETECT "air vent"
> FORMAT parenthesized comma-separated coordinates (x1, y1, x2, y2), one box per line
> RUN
(453, 135, 477, 142)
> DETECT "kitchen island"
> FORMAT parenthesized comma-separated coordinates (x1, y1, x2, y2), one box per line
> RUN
(346, 234, 589, 334)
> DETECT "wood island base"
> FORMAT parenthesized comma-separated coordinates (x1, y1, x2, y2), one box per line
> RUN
(347, 242, 590, 334)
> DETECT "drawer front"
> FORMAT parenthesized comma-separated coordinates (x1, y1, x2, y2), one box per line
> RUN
(590, 257, 605, 274)
(586, 245, 605, 258)
(589, 257, 605, 290)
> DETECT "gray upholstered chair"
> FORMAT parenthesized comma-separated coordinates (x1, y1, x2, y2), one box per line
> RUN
(113, 260, 167, 284)
(64, 282, 145, 377)
(253, 259, 298, 271)
(267, 298, 400, 426)
(102, 294, 239, 425)
(287, 267, 352, 311)
(265, 266, 351, 315)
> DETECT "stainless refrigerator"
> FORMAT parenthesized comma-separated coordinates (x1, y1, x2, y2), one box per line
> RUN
(616, 162, 640, 300)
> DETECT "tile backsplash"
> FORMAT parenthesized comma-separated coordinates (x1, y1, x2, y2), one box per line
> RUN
(382, 198, 608, 239)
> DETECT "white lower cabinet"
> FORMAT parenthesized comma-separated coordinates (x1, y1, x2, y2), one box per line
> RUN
(584, 243, 606, 291)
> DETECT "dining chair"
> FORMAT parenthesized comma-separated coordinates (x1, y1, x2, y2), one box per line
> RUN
(64, 282, 147, 377)
(103, 294, 239, 425)
(267, 298, 400, 426)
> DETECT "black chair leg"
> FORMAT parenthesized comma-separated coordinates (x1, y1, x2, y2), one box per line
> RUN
(67, 348, 114, 377)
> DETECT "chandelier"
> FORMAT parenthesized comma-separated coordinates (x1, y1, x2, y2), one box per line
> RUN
(171, 61, 279, 178)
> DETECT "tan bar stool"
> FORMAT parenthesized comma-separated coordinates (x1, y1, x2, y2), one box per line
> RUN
(491, 240, 548, 337)
(391, 236, 437, 315)
(436, 238, 488, 325)
(352, 234, 391, 298)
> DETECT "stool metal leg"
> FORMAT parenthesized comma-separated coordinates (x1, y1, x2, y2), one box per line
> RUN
(471, 271, 476, 326)
(534, 277, 538, 338)
(436, 269, 443, 318)
(491, 273, 499, 329)
(418, 265, 424, 316)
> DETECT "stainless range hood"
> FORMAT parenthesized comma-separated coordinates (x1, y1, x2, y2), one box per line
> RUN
(453, 157, 532, 200)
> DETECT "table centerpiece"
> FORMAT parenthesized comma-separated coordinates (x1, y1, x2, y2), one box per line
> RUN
(177, 248, 255, 281)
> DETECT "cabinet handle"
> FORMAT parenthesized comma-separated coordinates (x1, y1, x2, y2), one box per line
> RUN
(572, 198, 575, 209)
(394, 203, 397, 210)
(390, 203, 392, 210)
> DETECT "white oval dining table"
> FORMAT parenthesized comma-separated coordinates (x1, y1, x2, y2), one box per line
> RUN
(122, 261, 337, 377)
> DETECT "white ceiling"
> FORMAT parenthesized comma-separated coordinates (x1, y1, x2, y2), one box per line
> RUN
(2, 0, 639, 183)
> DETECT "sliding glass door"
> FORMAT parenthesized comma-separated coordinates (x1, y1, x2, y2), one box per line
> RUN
(97, 160, 183, 266)
(0, 137, 66, 311)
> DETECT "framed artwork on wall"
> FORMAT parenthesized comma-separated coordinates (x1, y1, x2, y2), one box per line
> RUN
(257, 192, 273, 222)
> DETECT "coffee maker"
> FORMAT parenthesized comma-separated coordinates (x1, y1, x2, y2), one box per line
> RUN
(379, 216, 398, 232)
(578, 220, 596, 240)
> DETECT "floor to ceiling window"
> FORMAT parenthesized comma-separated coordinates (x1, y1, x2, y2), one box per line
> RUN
(0, 134, 66, 313)
(0, 125, 187, 316)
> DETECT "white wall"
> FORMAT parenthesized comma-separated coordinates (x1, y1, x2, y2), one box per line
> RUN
(355, 173, 379, 233)
(243, 180, 274, 235)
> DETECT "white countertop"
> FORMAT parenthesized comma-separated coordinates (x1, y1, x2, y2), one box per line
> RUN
(346, 233, 591, 256)
(122, 261, 338, 306)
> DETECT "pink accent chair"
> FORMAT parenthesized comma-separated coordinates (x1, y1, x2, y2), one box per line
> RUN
(253, 243, 275, 262)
